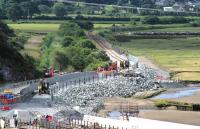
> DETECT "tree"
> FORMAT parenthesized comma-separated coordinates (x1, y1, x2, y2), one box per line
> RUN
(50, 50, 69, 70)
(77, 39, 96, 49)
(59, 22, 84, 37)
(75, 21, 94, 30)
(71, 55, 86, 71)
(20, 1, 40, 19)
(7, 3, 22, 21)
(105, 5, 115, 15)
(0, 21, 13, 35)
(38, 4, 51, 14)
(61, 36, 74, 47)
(53, 3, 66, 17)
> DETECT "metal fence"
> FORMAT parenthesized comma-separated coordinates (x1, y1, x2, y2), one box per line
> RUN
(0, 117, 131, 129)
(0, 71, 116, 101)
(50, 71, 116, 101)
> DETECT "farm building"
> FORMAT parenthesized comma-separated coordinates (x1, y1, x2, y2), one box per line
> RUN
(163, 7, 175, 12)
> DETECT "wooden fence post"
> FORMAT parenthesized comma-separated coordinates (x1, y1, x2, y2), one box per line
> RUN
(87, 121, 88, 128)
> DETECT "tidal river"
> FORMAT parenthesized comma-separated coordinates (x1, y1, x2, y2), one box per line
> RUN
(152, 87, 200, 99)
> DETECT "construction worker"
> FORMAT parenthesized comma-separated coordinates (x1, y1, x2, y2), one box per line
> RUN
(38, 79, 43, 94)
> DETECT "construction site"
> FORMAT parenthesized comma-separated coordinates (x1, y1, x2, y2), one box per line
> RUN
(0, 31, 200, 129)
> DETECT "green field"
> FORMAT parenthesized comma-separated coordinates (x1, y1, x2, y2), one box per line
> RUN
(134, 27, 200, 32)
(8, 24, 60, 32)
(117, 37, 200, 81)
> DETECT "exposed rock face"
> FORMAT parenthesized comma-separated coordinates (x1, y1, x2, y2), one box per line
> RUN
(0, 66, 12, 81)
(0, 65, 26, 82)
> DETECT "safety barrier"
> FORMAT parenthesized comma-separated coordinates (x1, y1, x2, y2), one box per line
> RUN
(50, 71, 116, 101)
(1, 71, 117, 104)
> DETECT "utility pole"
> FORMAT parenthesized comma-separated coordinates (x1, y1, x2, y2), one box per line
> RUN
(27, 8, 30, 22)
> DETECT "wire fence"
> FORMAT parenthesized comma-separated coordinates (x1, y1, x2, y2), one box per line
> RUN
(50, 71, 116, 101)
(0, 117, 134, 129)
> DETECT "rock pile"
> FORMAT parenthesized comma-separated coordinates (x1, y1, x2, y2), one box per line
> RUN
(135, 64, 170, 80)
(53, 70, 160, 116)
(52, 62, 170, 117)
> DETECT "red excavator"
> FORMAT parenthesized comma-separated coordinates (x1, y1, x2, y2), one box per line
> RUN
(108, 62, 118, 71)
(97, 61, 118, 72)
(44, 68, 54, 78)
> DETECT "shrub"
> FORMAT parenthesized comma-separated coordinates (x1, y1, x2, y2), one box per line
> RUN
(75, 21, 94, 30)
(53, 3, 66, 17)
(189, 20, 200, 27)
(77, 39, 96, 49)
(143, 16, 160, 24)
(61, 36, 74, 47)
(50, 50, 69, 70)
(71, 55, 86, 71)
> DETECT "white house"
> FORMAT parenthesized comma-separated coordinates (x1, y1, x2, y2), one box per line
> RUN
(163, 7, 175, 12)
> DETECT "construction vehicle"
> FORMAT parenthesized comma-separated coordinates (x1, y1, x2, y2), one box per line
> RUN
(108, 61, 118, 71)
(97, 60, 129, 72)
(97, 61, 118, 72)
(38, 79, 50, 95)
(44, 68, 54, 78)
(120, 60, 129, 69)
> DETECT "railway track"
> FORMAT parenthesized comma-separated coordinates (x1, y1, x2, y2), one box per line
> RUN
(86, 32, 127, 66)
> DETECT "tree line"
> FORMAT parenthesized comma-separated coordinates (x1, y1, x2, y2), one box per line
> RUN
(1, 0, 200, 21)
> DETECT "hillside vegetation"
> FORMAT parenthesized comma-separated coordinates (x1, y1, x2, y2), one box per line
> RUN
(39, 21, 109, 72)
(0, 21, 39, 82)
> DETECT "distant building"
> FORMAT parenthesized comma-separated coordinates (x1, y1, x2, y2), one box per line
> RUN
(162, 1, 200, 12)
(163, 7, 175, 12)
(163, 3, 185, 12)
